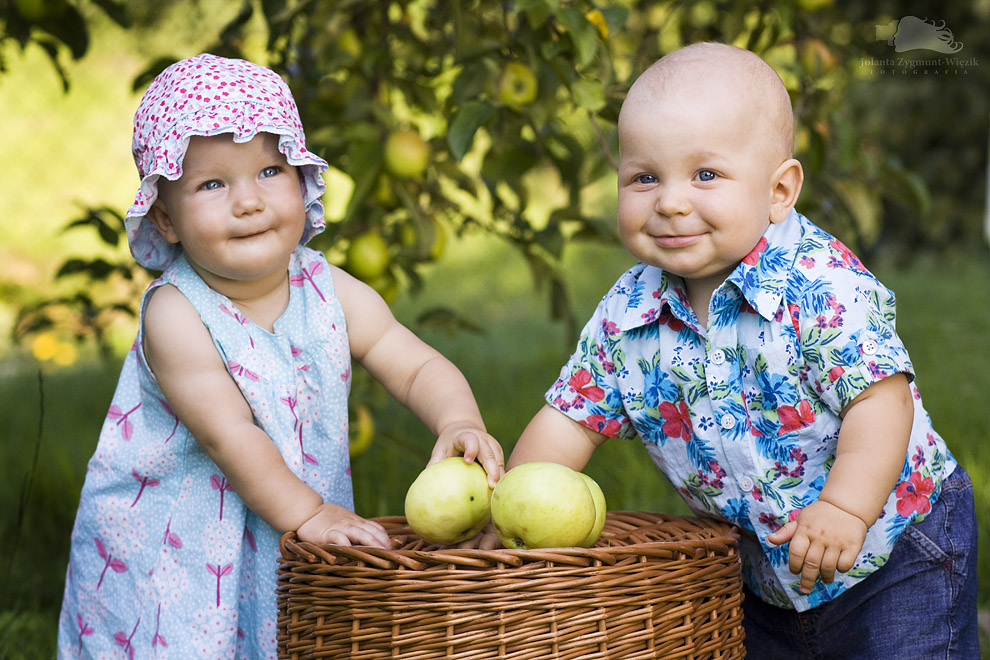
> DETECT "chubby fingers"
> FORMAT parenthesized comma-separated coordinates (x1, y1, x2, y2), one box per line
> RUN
(336, 518, 392, 549)
(767, 521, 797, 546)
(793, 537, 823, 594)
(452, 429, 505, 488)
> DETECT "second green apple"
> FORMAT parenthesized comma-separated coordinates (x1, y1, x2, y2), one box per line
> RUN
(491, 462, 606, 549)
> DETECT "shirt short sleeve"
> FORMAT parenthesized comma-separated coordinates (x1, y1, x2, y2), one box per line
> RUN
(545, 283, 639, 441)
(795, 264, 915, 414)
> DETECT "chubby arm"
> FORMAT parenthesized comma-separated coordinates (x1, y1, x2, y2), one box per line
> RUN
(461, 405, 609, 550)
(508, 404, 610, 470)
(768, 372, 913, 593)
(332, 267, 504, 486)
(144, 284, 390, 547)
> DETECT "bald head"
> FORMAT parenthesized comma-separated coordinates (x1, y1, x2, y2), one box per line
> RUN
(622, 43, 795, 165)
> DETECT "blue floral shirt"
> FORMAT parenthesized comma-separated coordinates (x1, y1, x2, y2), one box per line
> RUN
(547, 210, 955, 611)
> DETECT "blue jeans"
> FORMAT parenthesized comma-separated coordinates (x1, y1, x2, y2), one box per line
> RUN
(742, 465, 979, 659)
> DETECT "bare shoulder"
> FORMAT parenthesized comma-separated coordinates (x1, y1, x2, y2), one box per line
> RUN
(143, 283, 221, 377)
(328, 264, 398, 357)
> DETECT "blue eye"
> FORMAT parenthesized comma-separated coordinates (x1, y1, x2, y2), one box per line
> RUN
(201, 180, 223, 190)
(261, 166, 281, 178)
(636, 173, 658, 184)
(697, 170, 717, 182)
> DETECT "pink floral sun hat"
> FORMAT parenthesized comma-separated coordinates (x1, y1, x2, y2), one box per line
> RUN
(126, 53, 328, 270)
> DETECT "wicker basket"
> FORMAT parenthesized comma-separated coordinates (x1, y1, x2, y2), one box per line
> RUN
(277, 511, 745, 659)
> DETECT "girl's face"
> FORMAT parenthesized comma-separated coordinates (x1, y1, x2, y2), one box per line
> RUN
(616, 85, 785, 305)
(150, 133, 306, 293)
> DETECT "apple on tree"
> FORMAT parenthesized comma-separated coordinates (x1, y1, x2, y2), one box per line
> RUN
(384, 128, 430, 179)
(491, 462, 606, 549)
(496, 61, 538, 108)
(404, 457, 493, 545)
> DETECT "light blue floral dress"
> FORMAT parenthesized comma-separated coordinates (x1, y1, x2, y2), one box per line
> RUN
(58, 245, 353, 658)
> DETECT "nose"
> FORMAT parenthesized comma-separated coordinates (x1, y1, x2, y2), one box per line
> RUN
(232, 182, 265, 216)
(654, 182, 691, 218)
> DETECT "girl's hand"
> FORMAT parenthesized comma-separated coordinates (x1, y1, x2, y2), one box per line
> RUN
(428, 421, 505, 489)
(296, 502, 393, 548)
(455, 521, 502, 550)
(767, 500, 867, 594)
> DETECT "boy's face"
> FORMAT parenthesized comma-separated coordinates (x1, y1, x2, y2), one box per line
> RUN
(616, 72, 788, 299)
(150, 133, 306, 290)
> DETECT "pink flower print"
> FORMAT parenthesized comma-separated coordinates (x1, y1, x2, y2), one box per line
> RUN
(586, 414, 621, 436)
(107, 402, 142, 441)
(210, 475, 233, 521)
(228, 359, 260, 382)
(114, 617, 140, 660)
(152, 603, 168, 648)
(75, 614, 94, 649)
(298, 424, 317, 465)
(130, 469, 161, 507)
(742, 236, 768, 265)
(829, 238, 867, 273)
(94, 537, 128, 589)
(569, 369, 604, 402)
(158, 398, 179, 443)
(219, 303, 250, 326)
(207, 562, 234, 607)
(778, 400, 815, 435)
(282, 396, 317, 464)
(289, 259, 326, 301)
(895, 471, 934, 517)
(659, 401, 692, 440)
(244, 526, 257, 553)
(162, 516, 182, 549)
(282, 395, 299, 430)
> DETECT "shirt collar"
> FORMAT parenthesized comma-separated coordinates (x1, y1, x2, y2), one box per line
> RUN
(725, 209, 802, 321)
(617, 210, 803, 330)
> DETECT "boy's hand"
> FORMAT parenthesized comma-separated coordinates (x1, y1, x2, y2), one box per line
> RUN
(296, 502, 393, 548)
(452, 522, 502, 550)
(767, 500, 867, 594)
(429, 421, 505, 489)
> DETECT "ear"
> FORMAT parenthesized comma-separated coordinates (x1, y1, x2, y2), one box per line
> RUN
(768, 158, 804, 224)
(146, 198, 181, 244)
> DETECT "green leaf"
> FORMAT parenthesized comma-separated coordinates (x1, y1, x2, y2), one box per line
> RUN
(89, 0, 133, 28)
(830, 178, 882, 247)
(555, 8, 598, 68)
(448, 100, 494, 161)
(570, 77, 605, 112)
(36, 5, 89, 60)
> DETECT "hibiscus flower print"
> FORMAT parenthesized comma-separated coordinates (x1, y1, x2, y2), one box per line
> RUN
(569, 369, 604, 402)
(658, 400, 692, 440)
(895, 471, 934, 517)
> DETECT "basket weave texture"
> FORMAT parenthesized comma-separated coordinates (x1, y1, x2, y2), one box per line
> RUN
(277, 511, 745, 659)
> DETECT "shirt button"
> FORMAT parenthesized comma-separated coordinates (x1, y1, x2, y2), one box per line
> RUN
(861, 339, 879, 355)
(739, 477, 754, 492)
(710, 349, 726, 365)
(719, 413, 736, 430)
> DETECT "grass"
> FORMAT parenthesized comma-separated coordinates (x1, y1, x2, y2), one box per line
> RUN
(1, 235, 988, 656)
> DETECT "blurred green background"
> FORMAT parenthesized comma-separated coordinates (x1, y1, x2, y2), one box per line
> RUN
(1, 0, 988, 656)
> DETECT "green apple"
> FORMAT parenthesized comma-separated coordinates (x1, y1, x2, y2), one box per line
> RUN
(578, 472, 607, 547)
(491, 462, 597, 549)
(384, 129, 430, 179)
(344, 232, 391, 282)
(496, 61, 538, 108)
(404, 457, 493, 545)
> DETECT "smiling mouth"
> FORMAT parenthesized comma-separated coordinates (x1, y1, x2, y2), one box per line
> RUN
(652, 233, 702, 248)
(236, 228, 270, 239)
